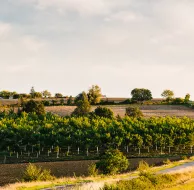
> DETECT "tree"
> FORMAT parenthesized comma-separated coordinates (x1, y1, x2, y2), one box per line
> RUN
(30, 87, 36, 98)
(34, 92, 42, 99)
(23, 100, 45, 115)
(131, 88, 152, 103)
(42, 90, 51, 98)
(125, 107, 143, 118)
(97, 149, 129, 174)
(55, 93, 63, 98)
(161, 90, 174, 100)
(87, 85, 102, 105)
(72, 92, 91, 116)
(67, 96, 73, 105)
(94, 106, 114, 118)
(184, 93, 190, 104)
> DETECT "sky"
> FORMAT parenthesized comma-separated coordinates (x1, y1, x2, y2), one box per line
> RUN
(0, 0, 194, 98)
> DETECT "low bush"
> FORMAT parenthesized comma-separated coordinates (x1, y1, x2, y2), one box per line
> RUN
(88, 163, 98, 176)
(97, 149, 129, 175)
(102, 173, 178, 190)
(23, 163, 55, 182)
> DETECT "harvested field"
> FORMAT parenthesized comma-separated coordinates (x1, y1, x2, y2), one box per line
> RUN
(45, 105, 194, 118)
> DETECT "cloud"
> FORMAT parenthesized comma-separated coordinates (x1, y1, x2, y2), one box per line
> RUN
(0, 22, 12, 40)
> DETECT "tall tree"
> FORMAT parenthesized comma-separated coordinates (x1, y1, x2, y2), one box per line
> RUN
(72, 92, 91, 116)
(42, 90, 51, 98)
(131, 88, 152, 103)
(87, 85, 102, 105)
(161, 90, 174, 99)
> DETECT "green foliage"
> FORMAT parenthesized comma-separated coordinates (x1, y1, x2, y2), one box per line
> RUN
(87, 85, 102, 105)
(172, 98, 184, 105)
(137, 160, 151, 175)
(55, 93, 63, 98)
(72, 92, 91, 116)
(131, 88, 152, 103)
(23, 163, 55, 182)
(125, 106, 143, 118)
(161, 90, 174, 99)
(184, 93, 190, 104)
(94, 106, 114, 118)
(102, 173, 177, 190)
(42, 90, 51, 98)
(88, 163, 98, 176)
(163, 159, 171, 165)
(23, 100, 45, 115)
(97, 149, 129, 175)
(67, 96, 73, 105)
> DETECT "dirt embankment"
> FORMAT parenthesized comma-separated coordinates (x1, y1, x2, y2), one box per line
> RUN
(0, 156, 181, 186)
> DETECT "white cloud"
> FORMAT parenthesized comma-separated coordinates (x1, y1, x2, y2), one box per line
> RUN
(0, 22, 12, 40)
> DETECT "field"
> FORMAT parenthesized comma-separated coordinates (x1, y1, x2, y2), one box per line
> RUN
(45, 105, 194, 118)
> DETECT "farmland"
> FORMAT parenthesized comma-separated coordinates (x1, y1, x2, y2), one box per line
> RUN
(45, 105, 194, 118)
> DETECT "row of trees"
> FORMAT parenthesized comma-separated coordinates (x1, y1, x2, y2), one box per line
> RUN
(0, 111, 194, 153)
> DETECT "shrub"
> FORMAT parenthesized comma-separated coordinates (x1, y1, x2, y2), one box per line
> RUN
(163, 159, 171, 165)
(23, 163, 55, 182)
(94, 106, 114, 118)
(102, 173, 177, 190)
(137, 160, 151, 176)
(23, 100, 45, 115)
(97, 149, 129, 175)
(88, 163, 98, 177)
(125, 106, 143, 118)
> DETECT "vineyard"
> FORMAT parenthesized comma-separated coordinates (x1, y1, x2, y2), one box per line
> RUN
(1, 111, 194, 163)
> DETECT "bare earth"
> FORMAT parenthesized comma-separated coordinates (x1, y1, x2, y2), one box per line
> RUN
(45, 105, 194, 118)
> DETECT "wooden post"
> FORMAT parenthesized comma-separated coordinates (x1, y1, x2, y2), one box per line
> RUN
(138, 148, 141, 155)
(3, 156, 6, 164)
(127, 146, 129, 153)
(78, 147, 79, 155)
(87, 148, 89, 156)
(97, 147, 99, 155)
(16, 152, 18, 158)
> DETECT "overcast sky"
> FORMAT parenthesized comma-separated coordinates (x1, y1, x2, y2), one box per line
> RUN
(0, 0, 194, 98)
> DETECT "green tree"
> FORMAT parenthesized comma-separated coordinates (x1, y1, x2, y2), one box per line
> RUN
(184, 93, 190, 104)
(94, 106, 114, 118)
(67, 96, 73, 105)
(42, 90, 51, 98)
(30, 87, 36, 98)
(125, 106, 143, 118)
(87, 85, 102, 105)
(72, 92, 91, 116)
(23, 100, 45, 115)
(131, 88, 152, 103)
(161, 90, 174, 100)
(55, 93, 63, 98)
(97, 149, 129, 174)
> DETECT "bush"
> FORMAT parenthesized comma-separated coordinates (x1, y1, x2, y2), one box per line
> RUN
(125, 106, 143, 118)
(23, 163, 55, 182)
(97, 149, 129, 175)
(163, 159, 171, 165)
(23, 100, 45, 115)
(137, 160, 151, 176)
(88, 163, 98, 176)
(102, 173, 177, 190)
(172, 98, 184, 105)
(94, 107, 114, 118)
